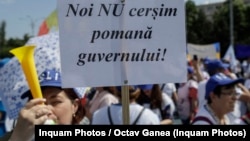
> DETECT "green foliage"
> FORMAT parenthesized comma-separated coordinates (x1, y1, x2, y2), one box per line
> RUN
(0, 46, 14, 59)
(0, 32, 30, 59)
(186, 0, 250, 57)
(0, 21, 6, 47)
(6, 38, 27, 48)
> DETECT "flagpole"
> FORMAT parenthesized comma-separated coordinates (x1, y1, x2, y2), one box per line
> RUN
(229, 0, 234, 47)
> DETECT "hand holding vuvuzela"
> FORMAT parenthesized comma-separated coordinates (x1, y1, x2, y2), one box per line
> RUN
(10, 46, 56, 125)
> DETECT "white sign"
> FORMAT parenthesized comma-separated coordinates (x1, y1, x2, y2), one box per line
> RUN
(57, 0, 187, 87)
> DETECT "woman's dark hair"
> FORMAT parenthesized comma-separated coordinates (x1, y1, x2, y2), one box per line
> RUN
(148, 84, 163, 109)
(103, 86, 118, 97)
(136, 84, 163, 110)
(63, 88, 86, 125)
(116, 86, 141, 100)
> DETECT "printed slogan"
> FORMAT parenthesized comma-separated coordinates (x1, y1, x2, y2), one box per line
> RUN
(57, 0, 187, 87)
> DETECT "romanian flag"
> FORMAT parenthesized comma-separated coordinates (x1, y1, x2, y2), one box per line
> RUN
(37, 10, 58, 36)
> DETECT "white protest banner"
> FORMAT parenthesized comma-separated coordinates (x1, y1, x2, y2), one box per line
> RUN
(187, 42, 221, 60)
(57, 0, 187, 87)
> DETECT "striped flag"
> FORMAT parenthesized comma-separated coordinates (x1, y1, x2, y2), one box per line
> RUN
(37, 10, 58, 36)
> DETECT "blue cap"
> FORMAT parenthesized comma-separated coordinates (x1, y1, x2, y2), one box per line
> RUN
(39, 69, 87, 98)
(205, 73, 244, 99)
(203, 57, 211, 64)
(138, 84, 154, 90)
(206, 59, 229, 73)
(188, 66, 194, 74)
(39, 69, 61, 87)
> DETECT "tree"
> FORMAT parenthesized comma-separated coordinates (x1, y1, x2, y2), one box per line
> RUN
(243, 6, 250, 43)
(193, 9, 214, 44)
(6, 34, 29, 48)
(0, 21, 6, 47)
(212, 0, 247, 56)
(185, 0, 213, 44)
(185, 0, 199, 42)
(230, 0, 247, 44)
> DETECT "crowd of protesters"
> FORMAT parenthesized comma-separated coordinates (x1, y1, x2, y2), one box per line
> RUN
(85, 57, 250, 125)
(0, 56, 250, 140)
(78, 56, 250, 125)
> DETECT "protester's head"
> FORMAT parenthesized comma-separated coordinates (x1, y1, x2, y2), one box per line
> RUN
(205, 73, 244, 113)
(116, 85, 141, 102)
(138, 84, 154, 97)
(137, 84, 162, 109)
(23, 69, 86, 125)
(203, 57, 211, 64)
(205, 59, 229, 76)
(95, 86, 117, 96)
(187, 66, 196, 80)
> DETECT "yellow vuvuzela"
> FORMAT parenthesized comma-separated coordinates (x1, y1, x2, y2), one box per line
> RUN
(10, 45, 43, 99)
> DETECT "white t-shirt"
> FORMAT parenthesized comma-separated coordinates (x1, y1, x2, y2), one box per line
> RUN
(91, 103, 160, 125)
(198, 79, 208, 109)
(228, 87, 247, 120)
(88, 90, 118, 116)
(142, 93, 176, 120)
(162, 93, 176, 119)
(161, 83, 176, 98)
(192, 105, 231, 125)
(4, 115, 15, 132)
(177, 80, 198, 120)
(202, 71, 210, 80)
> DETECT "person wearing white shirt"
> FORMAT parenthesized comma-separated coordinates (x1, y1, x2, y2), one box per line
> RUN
(91, 85, 160, 125)
(192, 73, 244, 125)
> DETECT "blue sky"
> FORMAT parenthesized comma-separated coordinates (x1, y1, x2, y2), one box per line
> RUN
(194, 0, 226, 5)
(0, 0, 225, 39)
(0, 0, 56, 39)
